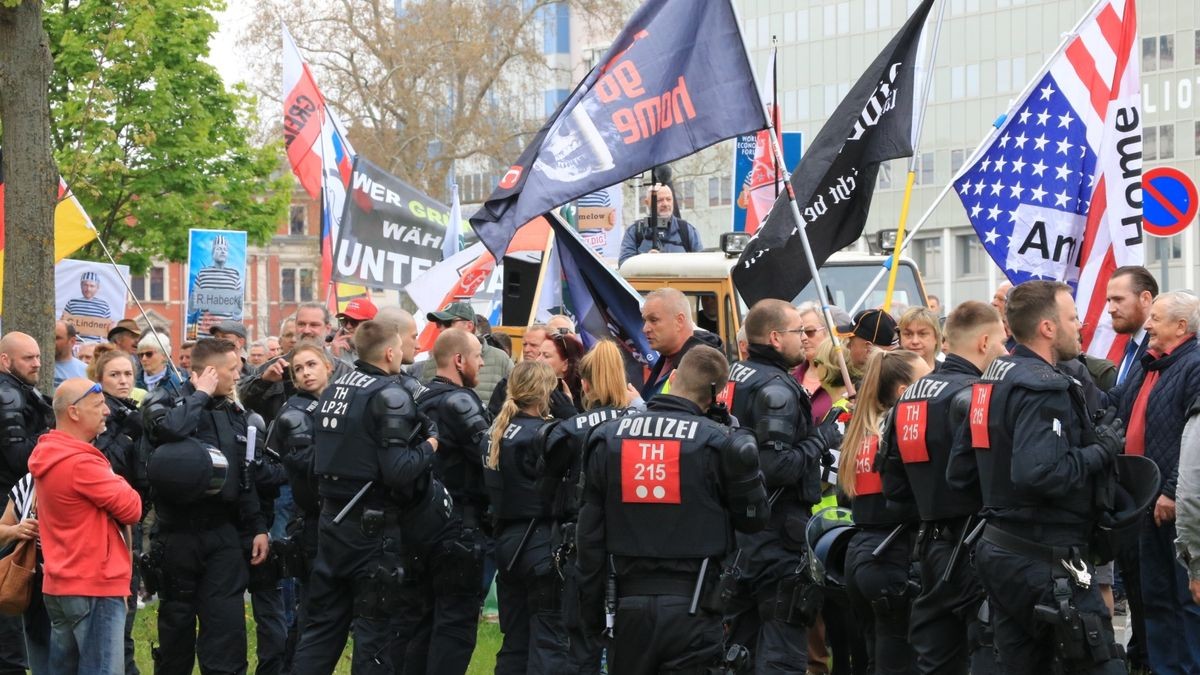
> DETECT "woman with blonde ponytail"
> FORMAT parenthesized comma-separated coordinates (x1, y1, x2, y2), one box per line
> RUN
(837, 349, 930, 675)
(483, 360, 573, 672)
(539, 339, 642, 672)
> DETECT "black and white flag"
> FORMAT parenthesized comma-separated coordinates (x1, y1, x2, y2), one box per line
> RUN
(733, 0, 935, 307)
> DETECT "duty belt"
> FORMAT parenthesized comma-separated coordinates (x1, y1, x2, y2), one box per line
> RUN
(157, 510, 232, 532)
(981, 524, 1088, 564)
(617, 573, 697, 598)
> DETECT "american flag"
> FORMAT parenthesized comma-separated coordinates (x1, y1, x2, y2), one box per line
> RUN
(955, 0, 1142, 361)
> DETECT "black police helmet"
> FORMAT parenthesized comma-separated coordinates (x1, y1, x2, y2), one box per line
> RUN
(1093, 454, 1160, 563)
(807, 507, 858, 590)
(147, 438, 230, 504)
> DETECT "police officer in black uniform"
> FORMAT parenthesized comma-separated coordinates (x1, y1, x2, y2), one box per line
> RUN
(394, 327, 490, 675)
(0, 331, 52, 675)
(142, 337, 270, 675)
(245, 410, 290, 675)
(841, 349, 929, 675)
(484, 360, 571, 673)
(266, 342, 337, 639)
(291, 318, 443, 675)
(723, 300, 842, 673)
(577, 345, 771, 675)
(0, 331, 53, 493)
(538, 339, 639, 674)
(879, 301, 1007, 675)
(880, 301, 1007, 673)
(947, 280, 1126, 673)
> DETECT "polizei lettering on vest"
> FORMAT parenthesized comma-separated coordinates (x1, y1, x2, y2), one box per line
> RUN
(574, 409, 618, 430)
(901, 378, 950, 401)
(728, 362, 757, 384)
(983, 359, 1017, 382)
(334, 371, 378, 389)
(614, 415, 699, 440)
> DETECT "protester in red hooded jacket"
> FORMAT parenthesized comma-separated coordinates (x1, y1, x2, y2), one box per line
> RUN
(28, 378, 142, 674)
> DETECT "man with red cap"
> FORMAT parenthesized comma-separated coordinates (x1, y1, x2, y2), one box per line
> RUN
(330, 297, 378, 365)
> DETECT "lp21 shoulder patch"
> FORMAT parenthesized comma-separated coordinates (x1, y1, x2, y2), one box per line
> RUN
(621, 438, 681, 504)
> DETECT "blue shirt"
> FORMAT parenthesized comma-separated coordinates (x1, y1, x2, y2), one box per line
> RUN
(54, 358, 89, 387)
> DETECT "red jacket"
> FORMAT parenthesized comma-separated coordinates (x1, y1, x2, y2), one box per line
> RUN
(28, 429, 142, 597)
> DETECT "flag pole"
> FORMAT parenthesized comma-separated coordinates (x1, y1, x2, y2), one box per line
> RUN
(729, 0, 855, 395)
(88, 230, 185, 383)
(882, 0, 946, 313)
(763, 124, 857, 398)
(526, 225, 557, 329)
(771, 37, 779, 200)
(850, 0, 1108, 314)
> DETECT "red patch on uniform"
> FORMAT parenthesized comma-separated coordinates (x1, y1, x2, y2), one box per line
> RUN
(969, 383, 993, 450)
(717, 381, 735, 408)
(896, 400, 930, 464)
(621, 439, 681, 504)
(854, 435, 883, 496)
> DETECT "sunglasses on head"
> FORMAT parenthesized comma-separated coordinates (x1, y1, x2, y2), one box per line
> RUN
(70, 382, 103, 407)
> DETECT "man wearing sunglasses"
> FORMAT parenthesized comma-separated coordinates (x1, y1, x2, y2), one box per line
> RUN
(329, 297, 377, 366)
(723, 300, 843, 672)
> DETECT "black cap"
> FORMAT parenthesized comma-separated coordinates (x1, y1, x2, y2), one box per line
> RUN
(839, 309, 898, 347)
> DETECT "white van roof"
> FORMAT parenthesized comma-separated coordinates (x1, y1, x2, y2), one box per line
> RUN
(618, 250, 916, 280)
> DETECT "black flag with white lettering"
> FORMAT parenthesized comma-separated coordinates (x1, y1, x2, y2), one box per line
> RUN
(733, 0, 935, 307)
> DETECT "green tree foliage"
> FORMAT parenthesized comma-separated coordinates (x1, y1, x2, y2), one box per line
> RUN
(46, 0, 288, 273)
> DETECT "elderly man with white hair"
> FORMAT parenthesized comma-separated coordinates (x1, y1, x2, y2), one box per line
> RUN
(1109, 290, 1200, 671)
(134, 333, 184, 397)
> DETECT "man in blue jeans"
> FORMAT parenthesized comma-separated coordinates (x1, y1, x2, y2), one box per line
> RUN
(27, 378, 143, 673)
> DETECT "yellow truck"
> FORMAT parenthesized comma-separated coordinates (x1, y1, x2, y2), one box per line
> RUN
(617, 237, 929, 362)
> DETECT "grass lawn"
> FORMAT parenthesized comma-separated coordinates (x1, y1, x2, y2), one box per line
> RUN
(130, 602, 501, 674)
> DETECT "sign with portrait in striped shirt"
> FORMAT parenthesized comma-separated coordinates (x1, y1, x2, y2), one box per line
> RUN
(55, 258, 130, 342)
(186, 229, 247, 339)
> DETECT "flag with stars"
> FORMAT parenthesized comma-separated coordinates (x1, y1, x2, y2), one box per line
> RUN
(955, 0, 1142, 360)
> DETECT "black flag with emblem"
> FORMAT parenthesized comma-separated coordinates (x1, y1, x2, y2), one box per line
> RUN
(732, 0, 936, 307)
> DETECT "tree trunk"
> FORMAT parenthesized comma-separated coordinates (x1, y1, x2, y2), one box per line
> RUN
(0, 0, 58, 395)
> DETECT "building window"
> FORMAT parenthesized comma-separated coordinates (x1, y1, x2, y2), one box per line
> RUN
(877, 161, 893, 190)
(299, 269, 315, 302)
(951, 149, 966, 174)
(1144, 126, 1158, 161)
(289, 205, 307, 236)
(996, 59, 1011, 93)
(1159, 34, 1174, 70)
(132, 266, 166, 302)
(281, 269, 296, 303)
(542, 3, 569, 54)
(708, 176, 732, 207)
(1147, 235, 1183, 263)
(912, 238, 943, 278)
(1195, 30, 1200, 66)
(1158, 124, 1175, 160)
(915, 152, 935, 185)
(676, 180, 695, 210)
(1143, 36, 1157, 71)
(461, 172, 495, 204)
(956, 234, 985, 277)
(543, 89, 568, 116)
(1195, 121, 1200, 156)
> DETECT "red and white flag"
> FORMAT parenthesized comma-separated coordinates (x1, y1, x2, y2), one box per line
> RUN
(954, 0, 1142, 360)
(282, 25, 360, 309)
(740, 50, 783, 235)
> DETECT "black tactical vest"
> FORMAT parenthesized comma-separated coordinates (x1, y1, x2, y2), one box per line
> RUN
(601, 409, 733, 559)
(488, 414, 554, 521)
(275, 393, 320, 515)
(541, 406, 633, 518)
(885, 357, 982, 521)
(724, 354, 819, 505)
(314, 367, 394, 501)
(968, 350, 1096, 527)
(416, 378, 488, 508)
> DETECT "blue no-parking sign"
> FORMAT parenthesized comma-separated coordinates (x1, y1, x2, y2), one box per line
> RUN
(1143, 167, 1197, 237)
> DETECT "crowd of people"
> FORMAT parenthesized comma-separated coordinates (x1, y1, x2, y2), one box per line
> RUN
(1, 265, 1200, 674)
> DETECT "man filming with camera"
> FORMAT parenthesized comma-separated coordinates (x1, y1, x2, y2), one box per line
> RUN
(618, 183, 704, 265)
